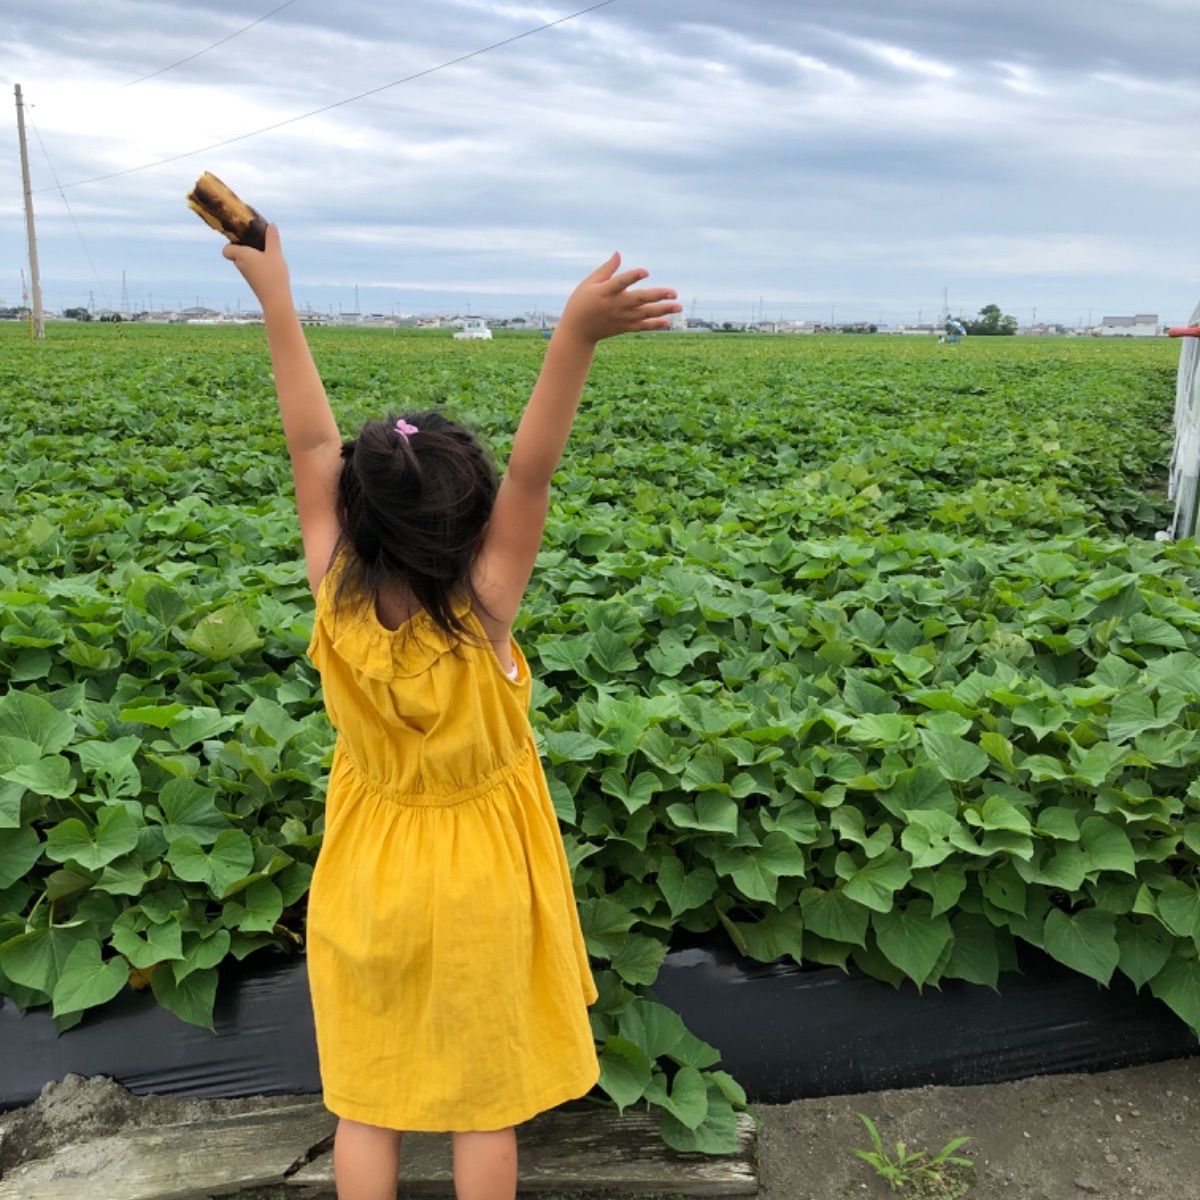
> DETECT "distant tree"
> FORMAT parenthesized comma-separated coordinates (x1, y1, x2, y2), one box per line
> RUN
(962, 304, 1017, 336)
(63, 307, 91, 321)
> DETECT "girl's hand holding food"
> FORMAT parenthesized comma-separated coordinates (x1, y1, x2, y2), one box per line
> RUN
(558, 251, 681, 344)
(223, 223, 292, 309)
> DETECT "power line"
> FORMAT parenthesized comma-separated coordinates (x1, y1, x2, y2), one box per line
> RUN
(38, 0, 621, 194)
(119, 0, 301, 88)
(28, 112, 111, 311)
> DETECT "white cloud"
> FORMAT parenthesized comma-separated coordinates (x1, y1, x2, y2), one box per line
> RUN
(3, 1, 1199, 323)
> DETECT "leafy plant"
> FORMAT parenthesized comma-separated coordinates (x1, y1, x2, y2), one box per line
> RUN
(851, 1111, 974, 1195)
(0, 323, 1190, 1155)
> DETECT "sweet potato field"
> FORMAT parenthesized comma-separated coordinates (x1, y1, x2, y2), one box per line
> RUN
(0, 322, 1195, 1152)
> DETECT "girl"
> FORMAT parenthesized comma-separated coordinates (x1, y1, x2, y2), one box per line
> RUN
(223, 226, 681, 1200)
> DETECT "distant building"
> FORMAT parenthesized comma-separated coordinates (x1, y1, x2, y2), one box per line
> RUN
(1099, 314, 1160, 337)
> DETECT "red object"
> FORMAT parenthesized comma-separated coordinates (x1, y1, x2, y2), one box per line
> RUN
(1168, 326, 1200, 338)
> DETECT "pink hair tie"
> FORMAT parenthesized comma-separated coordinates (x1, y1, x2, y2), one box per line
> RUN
(395, 418, 418, 439)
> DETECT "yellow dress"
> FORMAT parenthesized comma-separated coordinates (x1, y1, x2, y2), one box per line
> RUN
(303, 557, 600, 1132)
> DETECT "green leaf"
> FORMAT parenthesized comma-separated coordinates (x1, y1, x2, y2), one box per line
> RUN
(578, 896, 638, 959)
(667, 792, 738, 835)
(590, 626, 638, 674)
(1148, 954, 1200, 1033)
(188, 605, 262, 660)
(1010, 702, 1071, 740)
(901, 810, 960, 869)
(2, 754, 75, 800)
(537, 636, 593, 673)
(723, 908, 805, 965)
(657, 1078, 738, 1154)
(681, 751, 726, 792)
(0, 689, 76, 755)
(802, 887, 869, 947)
(599, 769, 661, 812)
(654, 1065, 708, 1130)
(0, 924, 83, 995)
(944, 911, 1000, 988)
(1126, 613, 1187, 649)
(157, 777, 230, 846)
(1034, 807, 1080, 841)
(656, 855, 717, 918)
(842, 847, 912, 912)
(542, 729, 610, 763)
(110, 913, 184, 969)
(872, 899, 952, 987)
(1115, 918, 1174, 991)
(0, 824, 42, 888)
(911, 860, 967, 916)
(712, 836, 799, 906)
(617, 994, 712, 1065)
(611, 932, 668, 986)
(1079, 816, 1137, 877)
(51, 939, 128, 1016)
(1043, 907, 1119, 984)
(150, 962, 218, 1030)
(239, 878, 284, 933)
(1155, 880, 1200, 940)
(919, 729, 989, 782)
(1107, 693, 1185, 743)
(165, 829, 255, 898)
(172, 928, 231, 984)
(1069, 741, 1128, 788)
(45, 806, 141, 871)
(598, 1035, 653, 1111)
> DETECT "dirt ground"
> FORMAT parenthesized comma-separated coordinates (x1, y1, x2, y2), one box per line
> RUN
(1, 1055, 1197, 1199)
(756, 1054, 1200, 1200)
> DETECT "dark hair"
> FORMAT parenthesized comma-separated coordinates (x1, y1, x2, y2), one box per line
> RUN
(324, 408, 501, 655)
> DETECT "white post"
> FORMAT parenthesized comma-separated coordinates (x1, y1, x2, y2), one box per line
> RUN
(14, 84, 45, 339)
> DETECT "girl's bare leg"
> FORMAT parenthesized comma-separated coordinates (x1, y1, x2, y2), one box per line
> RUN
(451, 1127, 518, 1200)
(333, 1117, 403, 1200)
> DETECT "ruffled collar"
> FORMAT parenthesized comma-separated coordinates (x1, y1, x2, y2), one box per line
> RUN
(315, 561, 476, 681)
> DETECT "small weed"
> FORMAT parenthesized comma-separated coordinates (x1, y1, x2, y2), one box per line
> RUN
(851, 1112, 975, 1197)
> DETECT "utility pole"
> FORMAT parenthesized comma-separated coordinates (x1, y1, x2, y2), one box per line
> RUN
(14, 84, 45, 339)
(120, 270, 130, 318)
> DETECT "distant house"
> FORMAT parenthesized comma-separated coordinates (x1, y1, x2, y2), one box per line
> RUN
(177, 306, 223, 323)
(1099, 314, 1160, 337)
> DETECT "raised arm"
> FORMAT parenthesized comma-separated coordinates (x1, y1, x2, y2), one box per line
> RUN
(223, 225, 343, 596)
(470, 252, 680, 632)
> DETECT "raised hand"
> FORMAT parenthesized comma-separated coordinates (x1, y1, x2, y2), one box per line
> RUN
(222, 222, 292, 309)
(558, 252, 682, 344)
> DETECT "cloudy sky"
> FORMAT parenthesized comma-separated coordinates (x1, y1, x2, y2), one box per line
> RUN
(3, 0, 1199, 324)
